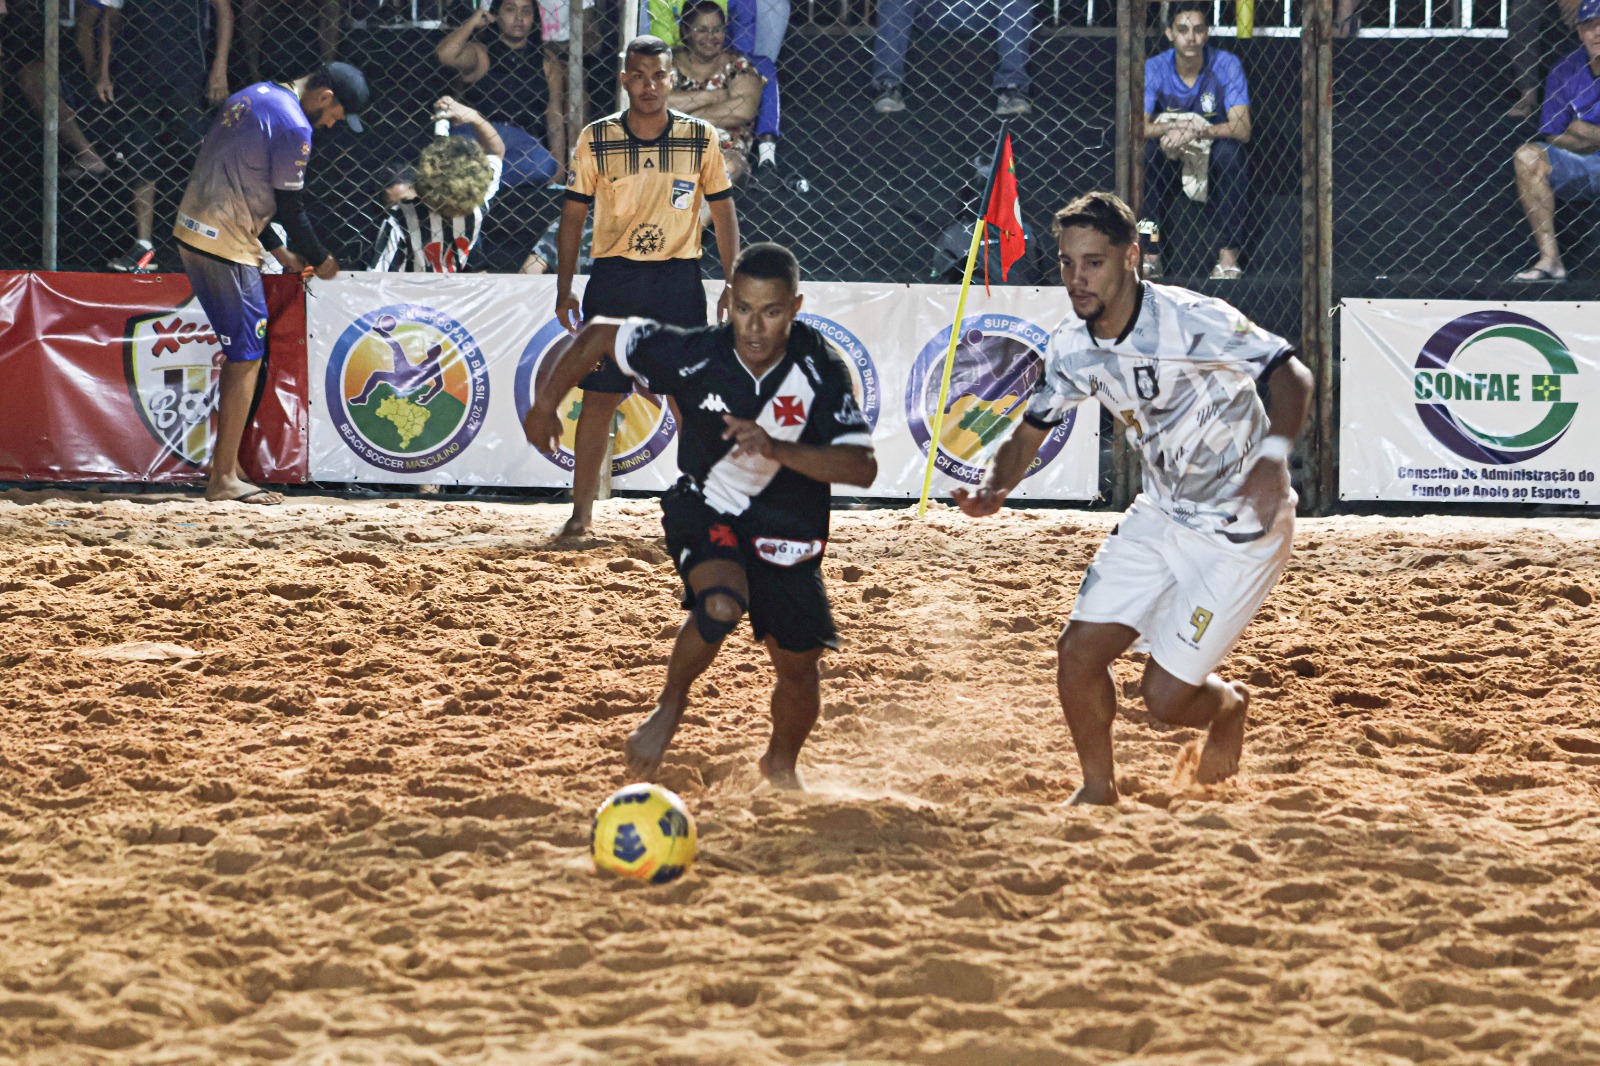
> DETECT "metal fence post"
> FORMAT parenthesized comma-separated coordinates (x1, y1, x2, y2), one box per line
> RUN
(42, 0, 61, 270)
(1300, 0, 1334, 513)
(1112, 0, 1146, 510)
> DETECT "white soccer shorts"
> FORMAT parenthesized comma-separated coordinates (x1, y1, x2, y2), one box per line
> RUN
(1069, 494, 1293, 686)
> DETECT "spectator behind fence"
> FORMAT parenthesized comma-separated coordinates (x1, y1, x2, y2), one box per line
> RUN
(1141, 1, 1251, 282)
(1511, 0, 1600, 282)
(648, 0, 789, 169)
(1507, 0, 1584, 117)
(371, 97, 505, 272)
(522, 210, 593, 273)
(436, 0, 567, 188)
(669, 1, 764, 184)
(15, 0, 170, 272)
(239, 0, 340, 83)
(870, 0, 1034, 118)
(108, 0, 237, 271)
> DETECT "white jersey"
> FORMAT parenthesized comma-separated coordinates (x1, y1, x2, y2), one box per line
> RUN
(1025, 281, 1294, 541)
(370, 154, 503, 273)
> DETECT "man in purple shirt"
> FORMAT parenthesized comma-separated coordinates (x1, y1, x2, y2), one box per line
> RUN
(1511, 0, 1600, 282)
(173, 62, 368, 503)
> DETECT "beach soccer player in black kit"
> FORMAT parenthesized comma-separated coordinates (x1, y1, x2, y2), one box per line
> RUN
(524, 243, 877, 789)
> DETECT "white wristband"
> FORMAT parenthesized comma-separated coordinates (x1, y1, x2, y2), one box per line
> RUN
(1254, 436, 1293, 464)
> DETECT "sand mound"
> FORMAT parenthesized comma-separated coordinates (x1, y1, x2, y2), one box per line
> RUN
(0, 491, 1597, 1064)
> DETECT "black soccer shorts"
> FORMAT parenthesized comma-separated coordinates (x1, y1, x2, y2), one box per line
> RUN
(660, 487, 839, 653)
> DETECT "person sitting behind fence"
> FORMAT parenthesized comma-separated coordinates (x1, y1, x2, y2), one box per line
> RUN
(521, 212, 594, 274)
(1510, 0, 1600, 282)
(435, 0, 567, 187)
(646, 0, 789, 169)
(869, 0, 1034, 119)
(1142, 1, 1252, 282)
(371, 97, 505, 273)
(668, 1, 765, 184)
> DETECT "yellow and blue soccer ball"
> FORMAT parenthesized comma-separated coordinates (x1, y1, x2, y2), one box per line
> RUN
(590, 784, 697, 884)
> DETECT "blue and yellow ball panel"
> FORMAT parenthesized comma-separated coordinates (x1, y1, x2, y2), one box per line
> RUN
(590, 784, 698, 883)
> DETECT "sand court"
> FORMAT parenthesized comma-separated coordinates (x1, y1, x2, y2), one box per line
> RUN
(1, 492, 1598, 1064)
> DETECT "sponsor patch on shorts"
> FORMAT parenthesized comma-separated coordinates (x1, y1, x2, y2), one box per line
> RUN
(753, 537, 825, 567)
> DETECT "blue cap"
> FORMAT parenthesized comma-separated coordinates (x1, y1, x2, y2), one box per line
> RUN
(1580, 0, 1600, 23)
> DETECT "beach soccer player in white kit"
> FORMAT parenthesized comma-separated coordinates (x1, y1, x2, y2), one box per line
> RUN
(955, 191, 1314, 805)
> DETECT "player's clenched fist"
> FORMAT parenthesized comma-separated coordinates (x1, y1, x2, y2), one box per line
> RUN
(721, 414, 774, 459)
(523, 405, 563, 456)
(951, 485, 1008, 517)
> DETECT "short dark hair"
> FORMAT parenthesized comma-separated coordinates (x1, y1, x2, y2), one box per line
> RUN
(1168, 1, 1212, 27)
(679, 0, 727, 39)
(625, 34, 672, 61)
(1051, 191, 1138, 246)
(733, 242, 801, 291)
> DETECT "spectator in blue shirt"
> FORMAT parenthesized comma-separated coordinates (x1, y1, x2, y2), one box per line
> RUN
(1142, 2, 1252, 281)
(1511, 0, 1600, 281)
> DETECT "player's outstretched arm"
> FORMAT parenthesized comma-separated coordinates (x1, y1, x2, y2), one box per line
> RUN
(953, 419, 1051, 517)
(523, 320, 625, 454)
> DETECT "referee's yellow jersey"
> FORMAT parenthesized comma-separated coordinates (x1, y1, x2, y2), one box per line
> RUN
(564, 110, 733, 261)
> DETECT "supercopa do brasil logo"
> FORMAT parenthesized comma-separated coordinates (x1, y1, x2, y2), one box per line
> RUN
(325, 305, 489, 473)
(1414, 310, 1578, 464)
(796, 312, 880, 430)
(513, 318, 676, 476)
(905, 313, 1075, 484)
(124, 297, 223, 467)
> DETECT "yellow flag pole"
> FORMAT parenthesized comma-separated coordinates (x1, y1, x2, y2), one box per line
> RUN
(917, 216, 988, 517)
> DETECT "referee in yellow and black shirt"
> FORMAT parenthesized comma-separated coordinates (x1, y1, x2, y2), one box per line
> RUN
(553, 34, 741, 539)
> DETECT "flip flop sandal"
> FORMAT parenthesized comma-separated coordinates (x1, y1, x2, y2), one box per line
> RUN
(1512, 265, 1565, 283)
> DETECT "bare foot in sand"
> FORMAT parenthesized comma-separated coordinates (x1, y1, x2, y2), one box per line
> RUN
(1196, 681, 1248, 785)
(758, 753, 805, 792)
(624, 700, 685, 780)
(557, 515, 591, 540)
(1064, 782, 1119, 806)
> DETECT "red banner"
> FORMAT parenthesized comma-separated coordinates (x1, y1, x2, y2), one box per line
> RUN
(0, 271, 308, 483)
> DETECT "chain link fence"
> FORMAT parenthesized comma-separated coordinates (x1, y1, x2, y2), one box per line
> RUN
(7, 0, 1576, 443)
(1332, 0, 1598, 299)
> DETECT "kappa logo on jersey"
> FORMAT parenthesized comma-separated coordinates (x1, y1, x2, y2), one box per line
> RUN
(670, 179, 695, 210)
(124, 297, 224, 467)
(795, 313, 881, 430)
(1412, 310, 1580, 465)
(773, 396, 806, 426)
(513, 318, 675, 475)
(753, 537, 825, 567)
(325, 306, 490, 474)
(905, 313, 1076, 484)
(1135, 365, 1160, 401)
(700, 393, 730, 413)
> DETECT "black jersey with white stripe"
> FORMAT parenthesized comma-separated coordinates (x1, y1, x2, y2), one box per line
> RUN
(370, 155, 503, 273)
(614, 318, 872, 542)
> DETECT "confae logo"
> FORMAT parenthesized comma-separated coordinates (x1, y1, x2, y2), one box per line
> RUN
(124, 299, 223, 467)
(1413, 310, 1578, 464)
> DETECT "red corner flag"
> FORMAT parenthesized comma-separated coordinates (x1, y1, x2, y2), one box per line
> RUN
(982, 131, 1025, 291)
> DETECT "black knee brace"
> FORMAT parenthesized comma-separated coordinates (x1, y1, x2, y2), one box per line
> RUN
(692, 585, 747, 645)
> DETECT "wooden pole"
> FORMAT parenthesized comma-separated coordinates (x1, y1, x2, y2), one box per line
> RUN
(1112, 0, 1147, 510)
(1300, 0, 1335, 512)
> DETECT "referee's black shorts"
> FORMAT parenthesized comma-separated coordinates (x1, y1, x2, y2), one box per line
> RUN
(579, 256, 708, 393)
(661, 486, 840, 654)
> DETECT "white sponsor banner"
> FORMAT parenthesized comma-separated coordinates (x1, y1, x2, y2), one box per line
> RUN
(1341, 299, 1600, 505)
(307, 273, 1099, 500)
